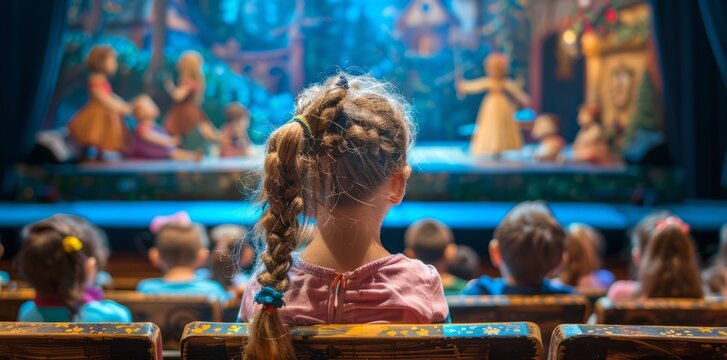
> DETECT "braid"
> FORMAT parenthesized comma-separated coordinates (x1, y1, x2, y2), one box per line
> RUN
(245, 73, 414, 360)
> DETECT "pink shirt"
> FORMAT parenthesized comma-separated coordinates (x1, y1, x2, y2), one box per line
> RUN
(607, 280, 639, 300)
(239, 254, 449, 325)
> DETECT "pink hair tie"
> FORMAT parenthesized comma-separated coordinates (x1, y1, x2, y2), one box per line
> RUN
(656, 216, 691, 234)
(149, 211, 192, 234)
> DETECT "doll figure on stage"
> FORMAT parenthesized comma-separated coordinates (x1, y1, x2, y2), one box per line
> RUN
(220, 102, 252, 157)
(126, 95, 202, 161)
(573, 104, 614, 164)
(531, 113, 565, 162)
(457, 53, 529, 156)
(67, 46, 131, 160)
(164, 51, 221, 152)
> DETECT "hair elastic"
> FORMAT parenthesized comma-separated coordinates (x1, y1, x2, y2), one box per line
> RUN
(656, 216, 690, 234)
(62, 236, 83, 253)
(337, 76, 349, 90)
(290, 115, 313, 140)
(253, 286, 285, 315)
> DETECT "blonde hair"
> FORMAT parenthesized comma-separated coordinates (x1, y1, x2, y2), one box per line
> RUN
(176, 51, 206, 103)
(244, 74, 413, 360)
(560, 223, 603, 286)
(638, 220, 703, 298)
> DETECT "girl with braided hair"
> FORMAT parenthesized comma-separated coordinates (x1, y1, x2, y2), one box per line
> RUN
(238, 74, 449, 360)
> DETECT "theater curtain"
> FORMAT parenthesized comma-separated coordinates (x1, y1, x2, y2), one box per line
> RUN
(650, 0, 727, 199)
(0, 0, 67, 198)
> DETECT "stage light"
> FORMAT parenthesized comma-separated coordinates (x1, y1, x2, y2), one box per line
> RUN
(562, 29, 577, 45)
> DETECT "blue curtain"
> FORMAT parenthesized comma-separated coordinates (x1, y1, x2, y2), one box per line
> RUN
(698, 0, 727, 88)
(0, 0, 67, 198)
(650, 0, 727, 199)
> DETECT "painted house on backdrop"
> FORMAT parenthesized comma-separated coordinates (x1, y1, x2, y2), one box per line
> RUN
(396, 0, 460, 57)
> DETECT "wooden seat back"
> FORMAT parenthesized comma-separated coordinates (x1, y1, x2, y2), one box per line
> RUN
(105, 291, 223, 350)
(0, 321, 162, 359)
(447, 294, 590, 349)
(549, 324, 727, 360)
(181, 322, 543, 360)
(0, 288, 35, 321)
(595, 297, 727, 326)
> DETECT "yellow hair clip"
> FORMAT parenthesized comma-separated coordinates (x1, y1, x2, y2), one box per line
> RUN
(62, 236, 83, 253)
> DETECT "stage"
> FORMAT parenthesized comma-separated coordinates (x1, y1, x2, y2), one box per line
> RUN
(16, 142, 681, 203)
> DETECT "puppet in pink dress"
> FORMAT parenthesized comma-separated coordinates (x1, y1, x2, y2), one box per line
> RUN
(126, 95, 201, 161)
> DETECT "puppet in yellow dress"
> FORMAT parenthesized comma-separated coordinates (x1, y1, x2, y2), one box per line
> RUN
(457, 53, 529, 156)
(68, 46, 131, 159)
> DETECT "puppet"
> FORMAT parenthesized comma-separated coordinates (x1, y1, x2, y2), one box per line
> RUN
(67, 46, 131, 160)
(531, 113, 565, 162)
(457, 53, 529, 156)
(220, 102, 252, 157)
(573, 104, 614, 164)
(126, 95, 202, 161)
(164, 51, 221, 152)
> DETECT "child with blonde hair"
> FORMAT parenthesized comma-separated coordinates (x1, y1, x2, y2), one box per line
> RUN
(238, 74, 448, 360)
(704, 224, 727, 295)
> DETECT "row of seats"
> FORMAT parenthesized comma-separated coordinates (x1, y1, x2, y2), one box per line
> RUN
(2, 321, 727, 359)
(3, 291, 727, 353)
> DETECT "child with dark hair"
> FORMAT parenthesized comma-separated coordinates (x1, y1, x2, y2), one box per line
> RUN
(50, 214, 113, 289)
(238, 74, 448, 360)
(17, 217, 130, 322)
(609, 216, 703, 300)
(405, 218, 467, 294)
(0, 238, 8, 289)
(447, 245, 481, 281)
(704, 224, 727, 295)
(463, 201, 573, 295)
(137, 212, 227, 299)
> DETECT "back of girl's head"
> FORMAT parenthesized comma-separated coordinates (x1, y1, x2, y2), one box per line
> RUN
(631, 211, 673, 252)
(50, 214, 110, 270)
(19, 217, 88, 310)
(155, 223, 208, 269)
(638, 217, 703, 298)
(495, 201, 566, 287)
(560, 223, 603, 286)
(245, 73, 413, 360)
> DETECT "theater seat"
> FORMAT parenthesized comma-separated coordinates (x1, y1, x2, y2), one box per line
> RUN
(0, 288, 35, 321)
(549, 324, 727, 360)
(447, 294, 589, 350)
(595, 297, 727, 326)
(105, 291, 223, 351)
(0, 321, 162, 359)
(181, 322, 542, 360)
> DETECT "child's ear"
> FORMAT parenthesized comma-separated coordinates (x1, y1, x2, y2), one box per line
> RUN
(444, 243, 458, 261)
(631, 247, 641, 267)
(388, 166, 412, 204)
(148, 248, 162, 269)
(85, 257, 98, 285)
(488, 239, 502, 268)
(196, 248, 210, 268)
(404, 248, 415, 259)
(240, 246, 255, 268)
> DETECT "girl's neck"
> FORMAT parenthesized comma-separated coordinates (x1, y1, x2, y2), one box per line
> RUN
(162, 266, 197, 282)
(301, 206, 391, 273)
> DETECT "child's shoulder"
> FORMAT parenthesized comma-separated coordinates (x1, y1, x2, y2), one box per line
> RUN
(462, 275, 504, 295)
(79, 300, 132, 322)
(384, 254, 440, 281)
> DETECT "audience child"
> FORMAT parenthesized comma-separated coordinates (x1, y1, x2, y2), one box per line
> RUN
(238, 74, 448, 360)
(17, 217, 131, 322)
(463, 201, 573, 295)
(607, 211, 672, 299)
(704, 224, 727, 295)
(0, 239, 8, 289)
(558, 223, 614, 292)
(137, 211, 227, 299)
(609, 216, 702, 300)
(447, 245, 481, 281)
(404, 218, 467, 294)
(220, 102, 253, 157)
(50, 214, 114, 290)
(209, 224, 255, 298)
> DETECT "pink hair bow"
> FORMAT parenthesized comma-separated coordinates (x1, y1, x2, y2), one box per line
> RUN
(149, 211, 192, 234)
(656, 216, 691, 234)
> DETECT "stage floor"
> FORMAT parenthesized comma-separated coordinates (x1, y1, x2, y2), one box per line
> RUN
(16, 142, 680, 203)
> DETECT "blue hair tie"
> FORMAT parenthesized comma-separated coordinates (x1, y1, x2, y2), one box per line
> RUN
(254, 286, 285, 314)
